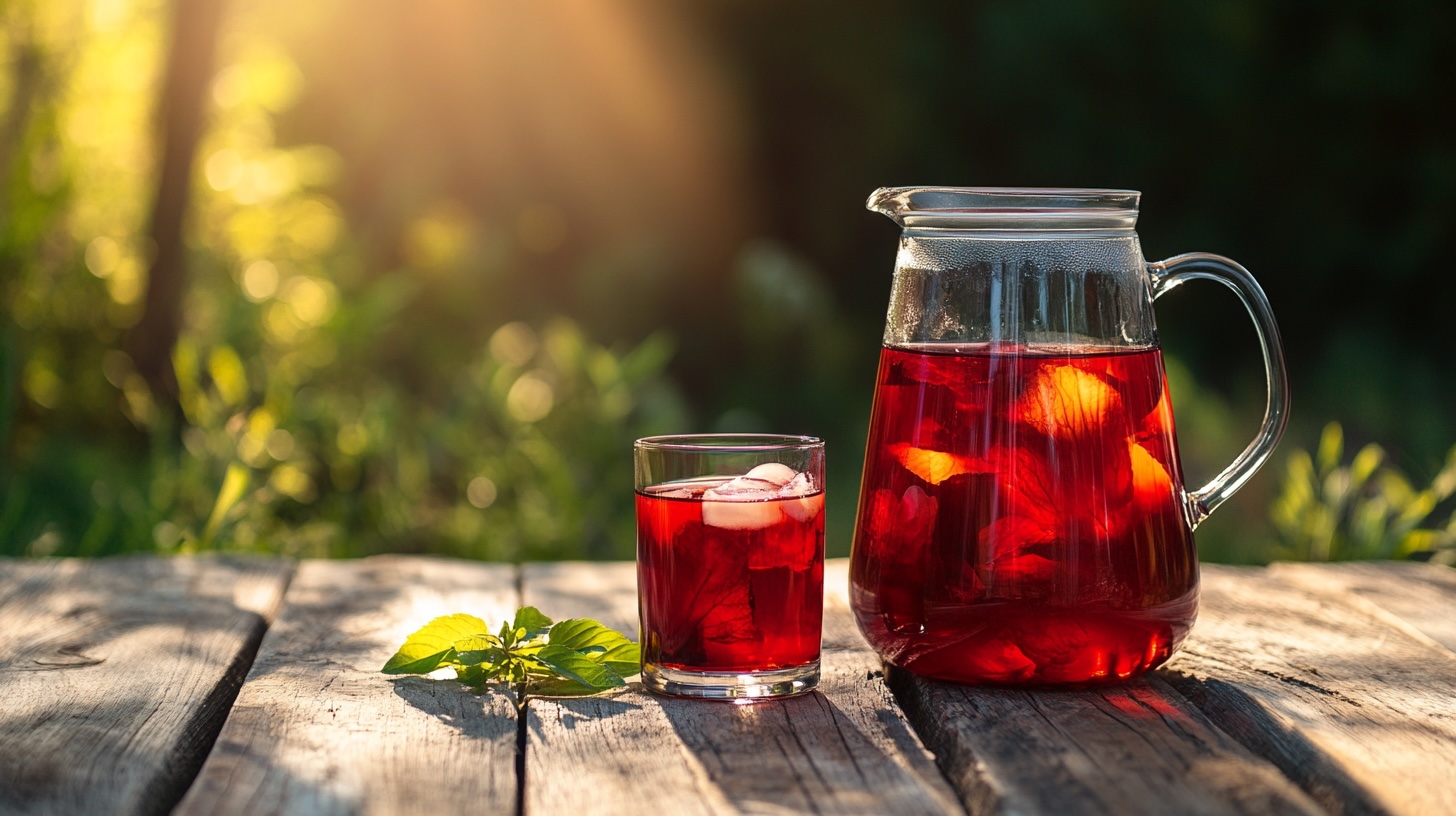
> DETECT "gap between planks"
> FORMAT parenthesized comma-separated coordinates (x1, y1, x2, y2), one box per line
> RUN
(0, 556, 296, 816)
(171, 557, 1456, 816)
(180, 558, 961, 815)
(174, 556, 521, 816)
(519, 559, 964, 816)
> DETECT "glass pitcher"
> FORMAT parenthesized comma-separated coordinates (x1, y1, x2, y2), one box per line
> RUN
(849, 187, 1288, 686)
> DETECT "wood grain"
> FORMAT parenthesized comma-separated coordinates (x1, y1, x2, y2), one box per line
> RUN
(890, 617, 1324, 816)
(520, 559, 963, 815)
(10, 554, 1451, 816)
(1268, 560, 1456, 655)
(0, 555, 292, 816)
(175, 556, 520, 816)
(1163, 564, 1456, 816)
(893, 669, 1329, 816)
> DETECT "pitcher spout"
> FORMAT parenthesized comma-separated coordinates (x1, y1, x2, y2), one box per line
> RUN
(865, 187, 913, 225)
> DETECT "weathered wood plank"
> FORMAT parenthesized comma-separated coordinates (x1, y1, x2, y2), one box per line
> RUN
(0, 555, 293, 816)
(821, 560, 964, 814)
(1267, 560, 1456, 655)
(1164, 564, 1456, 816)
(886, 574, 1326, 815)
(521, 559, 963, 815)
(176, 555, 519, 816)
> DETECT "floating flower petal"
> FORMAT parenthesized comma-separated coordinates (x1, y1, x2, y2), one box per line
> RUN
(1018, 364, 1126, 441)
(891, 443, 993, 486)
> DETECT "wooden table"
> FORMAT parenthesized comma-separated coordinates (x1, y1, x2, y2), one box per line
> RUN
(2, 556, 1454, 815)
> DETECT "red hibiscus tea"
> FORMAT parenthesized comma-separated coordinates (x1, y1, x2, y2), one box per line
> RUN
(850, 344, 1198, 686)
(635, 436, 825, 700)
(637, 480, 824, 669)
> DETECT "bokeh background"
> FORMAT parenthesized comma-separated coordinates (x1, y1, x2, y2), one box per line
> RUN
(4, 0, 1454, 563)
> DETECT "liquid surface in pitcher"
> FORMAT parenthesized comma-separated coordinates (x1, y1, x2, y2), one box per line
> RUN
(850, 342, 1198, 685)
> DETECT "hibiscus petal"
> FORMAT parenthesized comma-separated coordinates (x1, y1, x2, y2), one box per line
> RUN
(979, 514, 1057, 556)
(967, 638, 1039, 682)
(863, 488, 902, 542)
(1018, 364, 1126, 441)
(891, 443, 993, 486)
(978, 515, 1059, 594)
(1129, 440, 1175, 510)
(651, 525, 758, 659)
(993, 551, 1058, 581)
(897, 485, 940, 539)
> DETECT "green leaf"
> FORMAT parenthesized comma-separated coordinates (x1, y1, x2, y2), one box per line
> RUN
(202, 463, 250, 546)
(531, 643, 626, 692)
(1349, 443, 1385, 488)
(382, 613, 489, 674)
(543, 618, 640, 676)
(528, 675, 606, 697)
(596, 643, 642, 677)
(549, 618, 634, 655)
(456, 663, 501, 690)
(513, 606, 554, 640)
(1316, 422, 1343, 476)
(1431, 446, 1456, 500)
(453, 635, 509, 667)
(208, 345, 250, 408)
(383, 608, 639, 704)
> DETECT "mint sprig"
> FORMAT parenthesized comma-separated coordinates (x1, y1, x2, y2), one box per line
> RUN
(382, 607, 640, 708)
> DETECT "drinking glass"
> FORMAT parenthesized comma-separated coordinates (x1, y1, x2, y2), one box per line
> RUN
(635, 434, 825, 700)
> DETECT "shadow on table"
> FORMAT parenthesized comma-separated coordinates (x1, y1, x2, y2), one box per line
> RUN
(390, 676, 520, 743)
(0, 558, 293, 816)
(0, 687, 358, 816)
(1159, 671, 1389, 815)
(527, 688, 643, 732)
(0, 693, 194, 815)
(654, 689, 950, 814)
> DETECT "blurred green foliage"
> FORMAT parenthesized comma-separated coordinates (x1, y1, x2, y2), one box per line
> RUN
(0, 0, 686, 559)
(2, 318, 685, 559)
(1271, 423, 1456, 564)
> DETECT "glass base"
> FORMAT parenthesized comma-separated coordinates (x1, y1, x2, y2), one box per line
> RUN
(642, 661, 820, 701)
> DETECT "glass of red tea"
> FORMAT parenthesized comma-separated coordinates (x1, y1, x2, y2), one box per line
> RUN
(635, 434, 825, 700)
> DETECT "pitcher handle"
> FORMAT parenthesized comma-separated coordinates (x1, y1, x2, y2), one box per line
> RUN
(1148, 252, 1290, 529)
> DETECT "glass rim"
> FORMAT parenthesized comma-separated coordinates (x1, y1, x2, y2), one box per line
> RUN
(868, 186, 1141, 230)
(634, 433, 823, 452)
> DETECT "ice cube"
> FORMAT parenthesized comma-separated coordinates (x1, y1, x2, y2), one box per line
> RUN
(777, 472, 815, 497)
(778, 472, 823, 522)
(783, 492, 824, 523)
(701, 495, 785, 530)
(744, 462, 797, 487)
(701, 463, 802, 529)
(705, 480, 772, 500)
(706, 472, 793, 501)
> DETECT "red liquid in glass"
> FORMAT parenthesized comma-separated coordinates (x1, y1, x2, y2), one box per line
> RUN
(850, 344, 1198, 685)
(637, 480, 825, 673)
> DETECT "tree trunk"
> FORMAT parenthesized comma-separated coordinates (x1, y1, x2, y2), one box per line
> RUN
(126, 0, 228, 407)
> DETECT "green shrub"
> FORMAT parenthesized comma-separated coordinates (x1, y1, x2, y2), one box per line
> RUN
(1270, 422, 1456, 563)
(2, 318, 686, 560)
